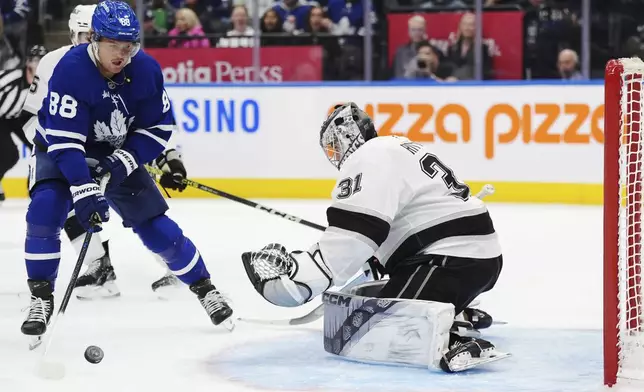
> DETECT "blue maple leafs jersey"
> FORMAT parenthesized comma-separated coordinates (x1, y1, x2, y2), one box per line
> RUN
(34, 44, 175, 186)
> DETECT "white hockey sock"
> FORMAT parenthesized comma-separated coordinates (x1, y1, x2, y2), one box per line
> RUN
(72, 232, 106, 264)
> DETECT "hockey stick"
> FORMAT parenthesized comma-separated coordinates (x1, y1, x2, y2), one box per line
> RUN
(36, 175, 110, 380)
(145, 165, 326, 231)
(237, 184, 497, 327)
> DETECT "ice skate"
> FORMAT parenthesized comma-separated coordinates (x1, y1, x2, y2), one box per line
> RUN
(439, 335, 510, 373)
(74, 254, 120, 300)
(189, 278, 234, 331)
(463, 307, 493, 329)
(21, 280, 54, 350)
(151, 271, 180, 292)
(450, 318, 481, 339)
(151, 271, 185, 300)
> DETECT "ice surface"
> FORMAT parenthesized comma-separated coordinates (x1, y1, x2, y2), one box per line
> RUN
(0, 198, 628, 391)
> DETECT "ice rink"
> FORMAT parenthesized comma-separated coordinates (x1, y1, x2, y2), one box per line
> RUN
(0, 198, 624, 392)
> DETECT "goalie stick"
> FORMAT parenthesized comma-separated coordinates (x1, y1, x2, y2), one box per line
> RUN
(237, 184, 497, 327)
(34, 175, 110, 380)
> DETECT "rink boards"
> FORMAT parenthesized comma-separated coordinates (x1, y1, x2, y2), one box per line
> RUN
(3, 81, 604, 204)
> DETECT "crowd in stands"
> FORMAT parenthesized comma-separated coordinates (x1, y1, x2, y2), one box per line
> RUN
(0, 0, 643, 81)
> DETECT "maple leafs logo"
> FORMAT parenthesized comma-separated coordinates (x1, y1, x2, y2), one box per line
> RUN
(94, 109, 129, 148)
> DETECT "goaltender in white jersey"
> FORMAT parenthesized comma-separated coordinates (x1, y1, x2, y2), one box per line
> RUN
(21, 5, 188, 300)
(243, 103, 508, 373)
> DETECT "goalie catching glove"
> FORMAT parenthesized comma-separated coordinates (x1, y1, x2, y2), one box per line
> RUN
(242, 243, 333, 307)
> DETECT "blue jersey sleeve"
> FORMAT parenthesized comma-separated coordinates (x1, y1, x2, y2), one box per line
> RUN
(124, 59, 175, 165)
(42, 61, 92, 186)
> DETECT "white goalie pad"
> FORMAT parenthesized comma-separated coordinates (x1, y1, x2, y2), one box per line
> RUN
(323, 282, 455, 369)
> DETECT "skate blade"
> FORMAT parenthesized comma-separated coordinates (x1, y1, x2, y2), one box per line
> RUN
(447, 351, 511, 372)
(153, 284, 189, 301)
(28, 335, 43, 351)
(221, 317, 235, 332)
(75, 281, 121, 300)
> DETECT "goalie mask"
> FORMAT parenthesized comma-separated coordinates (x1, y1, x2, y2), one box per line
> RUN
(320, 103, 377, 170)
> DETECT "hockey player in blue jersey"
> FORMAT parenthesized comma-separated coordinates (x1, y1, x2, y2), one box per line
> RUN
(20, 1, 233, 340)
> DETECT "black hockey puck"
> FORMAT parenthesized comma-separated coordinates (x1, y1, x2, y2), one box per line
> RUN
(84, 345, 104, 364)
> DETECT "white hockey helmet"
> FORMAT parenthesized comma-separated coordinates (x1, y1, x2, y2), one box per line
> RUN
(69, 4, 97, 46)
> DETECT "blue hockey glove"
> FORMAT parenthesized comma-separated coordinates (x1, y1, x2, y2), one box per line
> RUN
(70, 182, 110, 232)
(91, 149, 138, 187)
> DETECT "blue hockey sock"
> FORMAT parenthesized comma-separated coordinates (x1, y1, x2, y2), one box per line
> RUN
(134, 215, 210, 285)
(25, 182, 72, 290)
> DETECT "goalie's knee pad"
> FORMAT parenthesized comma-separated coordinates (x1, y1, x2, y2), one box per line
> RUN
(323, 282, 455, 369)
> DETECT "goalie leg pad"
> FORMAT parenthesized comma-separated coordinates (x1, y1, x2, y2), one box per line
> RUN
(323, 288, 455, 369)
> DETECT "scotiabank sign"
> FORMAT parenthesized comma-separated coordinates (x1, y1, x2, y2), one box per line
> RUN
(146, 46, 323, 83)
(387, 11, 524, 80)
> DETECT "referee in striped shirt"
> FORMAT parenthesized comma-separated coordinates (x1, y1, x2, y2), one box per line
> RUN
(0, 45, 46, 201)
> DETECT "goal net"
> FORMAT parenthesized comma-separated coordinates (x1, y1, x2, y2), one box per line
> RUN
(605, 57, 644, 387)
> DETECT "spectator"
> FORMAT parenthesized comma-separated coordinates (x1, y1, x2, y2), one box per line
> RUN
(445, 12, 493, 80)
(179, 0, 231, 34)
(1, 0, 29, 61)
(391, 15, 427, 79)
(302, 5, 342, 79)
(0, 17, 19, 69)
(272, 0, 314, 32)
(1, 0, 29, 25)
(142, 9, 168, 48)
(325, 0, 376, 36)
(218, 5, 255, 47)
(557, 48, 583, 80)
(147, 0, 175, 33)
(167, 8, 210, 48)
(260, 8, 290, 46)
(234, 0, 274, 20)
(404, 40, 456, 81)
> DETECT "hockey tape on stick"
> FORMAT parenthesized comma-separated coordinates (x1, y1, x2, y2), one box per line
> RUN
(36, 174, 110, 379)
(145, 165, 326, 231)
(475, 184, 495, 199)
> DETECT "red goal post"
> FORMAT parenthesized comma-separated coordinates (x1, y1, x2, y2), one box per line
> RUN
(604, 57, 644, 387)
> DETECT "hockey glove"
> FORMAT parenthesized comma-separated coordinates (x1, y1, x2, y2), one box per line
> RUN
(155, 149, 187, 191)
(91, 149, 138, 187)
(241, 243, 332, 307)
(70, 182, 110, 232)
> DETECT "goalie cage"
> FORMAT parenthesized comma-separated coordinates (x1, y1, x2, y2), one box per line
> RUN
(604, 57, 644, 387)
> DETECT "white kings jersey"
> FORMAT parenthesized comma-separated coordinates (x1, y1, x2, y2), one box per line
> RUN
(22, 45, 73, 141)
(316, 135, 502, 286)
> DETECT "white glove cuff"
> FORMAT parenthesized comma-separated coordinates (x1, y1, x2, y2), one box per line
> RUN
(113, 149, 138, 176)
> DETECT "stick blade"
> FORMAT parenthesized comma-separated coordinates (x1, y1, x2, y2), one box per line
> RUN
(36, 360, 65, 380)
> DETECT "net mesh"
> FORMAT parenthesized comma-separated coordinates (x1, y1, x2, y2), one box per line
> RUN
(618, 57, 644, 380)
